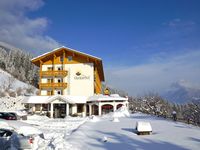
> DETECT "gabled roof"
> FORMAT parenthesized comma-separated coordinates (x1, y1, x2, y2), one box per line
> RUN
(31, 46, 105, 81)
(31, 46, 102, 61)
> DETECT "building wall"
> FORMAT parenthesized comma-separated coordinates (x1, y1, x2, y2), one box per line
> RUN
(65, 63, 94, 96)
(94, 68, 102, 94)
(41, 90, 47, 95)
(38, 50, 102, 96)
(40, 63, 94, 96)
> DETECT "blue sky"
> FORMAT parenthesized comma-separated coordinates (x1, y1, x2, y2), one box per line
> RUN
(0, 0, 200, 96)
(28, 0, 200, 65)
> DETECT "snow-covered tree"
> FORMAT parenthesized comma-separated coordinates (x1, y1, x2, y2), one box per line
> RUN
(0, 44, 39, 87)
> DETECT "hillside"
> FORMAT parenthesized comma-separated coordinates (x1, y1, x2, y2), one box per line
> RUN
(0, 41, 39, 87)
(0, 68, 37, 95)
(0, 68, 28, 90)
(0, 68, 37, 111)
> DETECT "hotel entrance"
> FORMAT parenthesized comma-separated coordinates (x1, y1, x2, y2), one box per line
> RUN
(53, 104, 66, 118)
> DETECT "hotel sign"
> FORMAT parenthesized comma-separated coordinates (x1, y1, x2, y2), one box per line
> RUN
(74, 71, 90, 80)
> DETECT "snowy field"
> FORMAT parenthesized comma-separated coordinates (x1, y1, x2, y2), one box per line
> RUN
(1, 108, 200, 149)
(68, 113, 200, 150)
(16, 108, 200, 150)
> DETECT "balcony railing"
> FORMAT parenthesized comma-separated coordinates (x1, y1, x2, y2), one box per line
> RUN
(40, 70, 68, 77)
(39, 82, 67, 88)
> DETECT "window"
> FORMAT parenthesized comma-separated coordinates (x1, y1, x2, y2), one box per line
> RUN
(47, 67, 53, 71)
(77, 104, 83, 113)
(57, 90, 62, 95)
(57, 78, 62, 83)
(60, 56, 64, 62)
(42, 104, 48, 111)
(68, 56, 73, 61)
(47, 78, 53, 83)
(35, 104, 41, 111)
(57, 66, 63, 70)
(47, 90, 53, 95)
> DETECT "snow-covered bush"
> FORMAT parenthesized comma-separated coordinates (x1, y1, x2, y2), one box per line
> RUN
(25, 86, 35, 94)
(16, 87, 24, 96)
(182, 101, 200, 125)
(0, 89, 7, 97)
(8, 89, 17, 97)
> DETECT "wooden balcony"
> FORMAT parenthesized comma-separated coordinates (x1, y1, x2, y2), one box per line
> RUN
(40, 70, 68, 77)
(39, 82, 67, 88)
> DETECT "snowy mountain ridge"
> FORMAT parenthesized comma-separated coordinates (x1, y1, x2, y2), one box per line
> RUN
(163, 80, 200, 103)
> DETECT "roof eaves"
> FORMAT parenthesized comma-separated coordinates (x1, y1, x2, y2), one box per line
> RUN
(31, 46, 102, 61)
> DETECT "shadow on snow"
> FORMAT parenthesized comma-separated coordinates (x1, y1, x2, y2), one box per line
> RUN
(87, 130, 190, 150)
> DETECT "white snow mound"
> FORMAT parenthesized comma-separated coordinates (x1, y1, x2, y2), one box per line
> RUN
(112, 117, 120, 122)
(113, 105, 130, 118)
(0, 120, 13, 130)
(17, 126, 42, 136)
(89, 115, 100, 122)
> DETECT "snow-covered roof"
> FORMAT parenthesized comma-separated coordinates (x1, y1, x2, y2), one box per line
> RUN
(22, 94, 128, 104)
(31, 46, 102, 61)
(22, 95, 87, 104)
(88, 94, 128, 102)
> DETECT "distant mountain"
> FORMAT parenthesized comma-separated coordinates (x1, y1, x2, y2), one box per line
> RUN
(163, 80, 200, 103)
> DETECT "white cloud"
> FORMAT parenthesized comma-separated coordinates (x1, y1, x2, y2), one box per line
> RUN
(163, 18, 196, 28)
(105, 50, 200, 96)
(0, 0, 60, 54)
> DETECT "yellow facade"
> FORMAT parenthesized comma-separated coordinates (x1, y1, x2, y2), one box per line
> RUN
(32, 47, 105, 96)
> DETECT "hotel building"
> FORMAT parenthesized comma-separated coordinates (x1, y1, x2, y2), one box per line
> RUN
(23, 47, 128, 118)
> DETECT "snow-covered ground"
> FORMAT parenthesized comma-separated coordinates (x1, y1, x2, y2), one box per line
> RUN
(1, 107, 200, 149)
(0, 69, 28, 90)
(21, 115, 87, 149)
(0, 68, 37, 97)
(68, 112, 200, 150)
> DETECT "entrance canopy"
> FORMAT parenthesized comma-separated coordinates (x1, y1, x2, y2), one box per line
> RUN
(23, 95, 87, 104)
